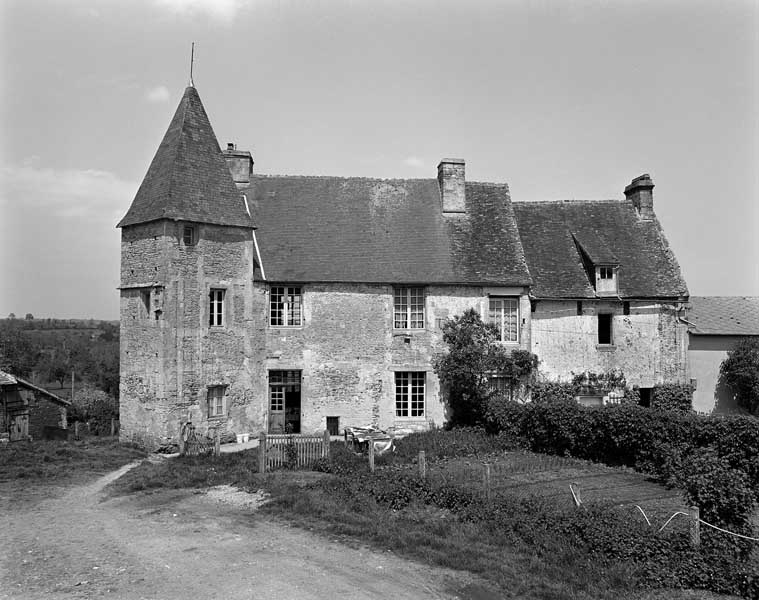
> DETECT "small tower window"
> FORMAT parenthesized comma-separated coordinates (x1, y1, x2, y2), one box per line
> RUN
(183, 225, 196, 246)
(209, 289, 225, 327)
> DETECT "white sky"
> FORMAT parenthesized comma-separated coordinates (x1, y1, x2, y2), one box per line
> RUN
(1, 0, 757, 319)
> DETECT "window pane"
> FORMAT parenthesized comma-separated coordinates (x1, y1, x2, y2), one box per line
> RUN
(394, 288, 407, 329)
(395, 372, 408, 416)
(410, 372, 425, 417)
(288, 287, 302, 326)
(270, 287, 283, 326)
(409, 288, 424, 328)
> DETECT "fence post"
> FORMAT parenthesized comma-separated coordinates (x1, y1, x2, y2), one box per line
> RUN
(323, 429, 330, 458)
(74, 421, 80, 441)
(110, 418, 115, 437)
(368, 438, 375, 472)
(418, 450, 426, 480)
(689, 506, 700, 548)
(214, 428, 221, 456)
(258, 432, 267, 473)
(484, 463, 492, 502)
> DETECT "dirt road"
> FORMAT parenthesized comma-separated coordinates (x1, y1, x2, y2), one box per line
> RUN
(0, 464, 489, 599)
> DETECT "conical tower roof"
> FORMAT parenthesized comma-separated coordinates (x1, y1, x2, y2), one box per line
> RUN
(118, 86, 253, 228)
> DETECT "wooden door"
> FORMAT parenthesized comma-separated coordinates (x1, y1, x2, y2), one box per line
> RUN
(10, 413, 28, 441)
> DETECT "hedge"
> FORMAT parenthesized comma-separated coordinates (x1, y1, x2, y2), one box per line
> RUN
(484, 398, 759, 531)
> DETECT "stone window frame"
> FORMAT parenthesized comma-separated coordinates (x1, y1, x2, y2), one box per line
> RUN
(597, 313, 614, 346)
(209, 288, 225, 328)
(393, 287, 425, 330)
(395, 371, 425, 418)
(182, 224, 197, 246)
(488, 296, 519, 343)
(269, 286, 303, 327)
(207, 385, 227, 419)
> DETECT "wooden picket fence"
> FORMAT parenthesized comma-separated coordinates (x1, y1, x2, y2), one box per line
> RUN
(258, 430, 331, 472)
(178, 423, 220, 457)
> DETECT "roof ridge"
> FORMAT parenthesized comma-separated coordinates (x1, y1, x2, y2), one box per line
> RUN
(513, 199, 624, 205)
(250, 174, 509, 187)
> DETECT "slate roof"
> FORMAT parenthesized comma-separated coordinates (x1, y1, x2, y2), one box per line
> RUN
(512, 200, 688, 299)
(249, 176, 532, 285)
(0, 370, 70, 405)
(687, 296, 759, 336)
(117, 86, 253, 229)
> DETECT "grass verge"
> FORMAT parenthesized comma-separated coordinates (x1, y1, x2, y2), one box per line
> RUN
(0, 437, 146, 482)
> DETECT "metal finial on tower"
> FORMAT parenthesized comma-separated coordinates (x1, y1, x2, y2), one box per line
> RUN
(189, 42, 195, 87)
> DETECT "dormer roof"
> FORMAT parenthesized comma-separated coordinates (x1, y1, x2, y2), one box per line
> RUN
(513, 200, 688, 299)
(117, 86, 254, 229)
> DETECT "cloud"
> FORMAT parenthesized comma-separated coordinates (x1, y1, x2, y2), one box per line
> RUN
(145, 85, 170, 104)
(152, 0, 246, 23)
(0, 164, 137, 223)
(403, 156, 424, 168)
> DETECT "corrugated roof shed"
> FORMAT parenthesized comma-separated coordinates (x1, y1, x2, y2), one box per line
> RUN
(688, 296, 759, 336)
(117, 86, 253, 229)
(249, 176, 532, 285)
(512, 200, 689, 299)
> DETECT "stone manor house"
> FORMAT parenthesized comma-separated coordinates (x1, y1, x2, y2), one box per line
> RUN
(118, 85, 689, 448)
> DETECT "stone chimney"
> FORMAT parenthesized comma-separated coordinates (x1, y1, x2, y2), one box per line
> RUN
(624, 174, 654, 220)
(223, 142, 254, 188)
(437, 158, 466, 214)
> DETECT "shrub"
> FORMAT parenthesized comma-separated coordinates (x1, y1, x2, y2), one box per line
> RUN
(530, 381, 576, 403)
(651, 383, 694, 413)
(433, 309, 537, 425)
(720, 338, 759, 415)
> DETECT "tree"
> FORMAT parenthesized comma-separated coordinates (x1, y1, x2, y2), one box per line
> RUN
(0, 327, 38, 377)
(433, 308, 537, 425)
(7, 313, 15, 319)
(25, 313, 34, 320)
(719, 339, 759, 415)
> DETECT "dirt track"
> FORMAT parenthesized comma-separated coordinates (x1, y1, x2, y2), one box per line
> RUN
(0, 464, 490, 599)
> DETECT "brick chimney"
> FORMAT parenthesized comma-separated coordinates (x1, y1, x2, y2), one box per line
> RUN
(223, 142, 254, 188)
(437, 158, 466, 214)
(624, 174, 654, 220)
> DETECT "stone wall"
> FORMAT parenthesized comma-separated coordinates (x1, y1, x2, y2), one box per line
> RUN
(264, 284, 531, 434)
(531, 300, 688, 387)
(119, 220, 266, 448)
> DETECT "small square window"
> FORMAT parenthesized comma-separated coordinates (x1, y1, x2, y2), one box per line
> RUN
(576, 301, 583, 316)
(209, 289, 225, 327)
(623, 301, 630, 316)
(598, 313, 613, 345)
(183, 225, 196, 246)
(207, 385, 226, 418)
(270, 286, 302, 326)
(394, 287, 425, 329)
(489, 375, 513, 401)
(599, 267, 614, 279)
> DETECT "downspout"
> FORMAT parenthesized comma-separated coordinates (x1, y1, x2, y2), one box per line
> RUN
(252, 229, 266, 281)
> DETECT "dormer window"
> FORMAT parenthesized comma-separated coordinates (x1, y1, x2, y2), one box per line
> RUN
(595, 266, 618, 296)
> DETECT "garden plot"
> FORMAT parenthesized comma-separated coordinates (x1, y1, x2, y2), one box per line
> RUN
(426, 452, 686, 516)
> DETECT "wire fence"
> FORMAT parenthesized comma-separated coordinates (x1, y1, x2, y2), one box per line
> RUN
(376, 449, 757, 548)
